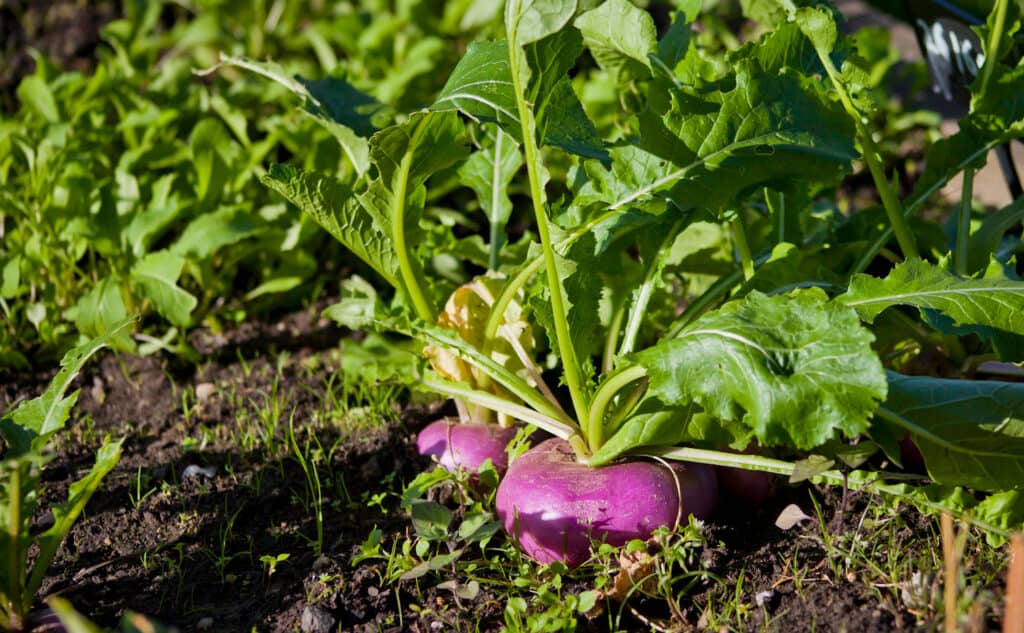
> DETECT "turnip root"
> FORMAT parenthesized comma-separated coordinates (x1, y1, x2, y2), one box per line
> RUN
(416, 418, 518, 474)
(495, 438, 718, 567)
(715, 446, 777, 505)
(898, 433, 924, 469)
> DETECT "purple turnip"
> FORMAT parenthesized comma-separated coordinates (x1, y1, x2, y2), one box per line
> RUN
(416, 418, 518, 474)
(715, 446, 777, 505)
(898, 433, 925, 470)
(495, 438, 718, 567)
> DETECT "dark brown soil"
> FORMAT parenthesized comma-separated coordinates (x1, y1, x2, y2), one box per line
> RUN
(0, 302, 1007, 633)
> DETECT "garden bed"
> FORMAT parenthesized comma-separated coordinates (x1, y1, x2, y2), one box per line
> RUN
(0, 305, 1004, 632)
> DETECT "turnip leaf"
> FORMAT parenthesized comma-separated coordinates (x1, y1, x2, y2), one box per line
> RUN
(637, 289, 886, 450)
(457, 127, 522, 270)
(841, 258, 1024, 338)
(504, 0, 578, 47)
(574, 0, 657, 84)
(881, 372, 1024, 491)
(589, 404, 696, 466)
(263, 164, 401, 289)
(433, 31, 606, 160)
(638, 60, 855, 216)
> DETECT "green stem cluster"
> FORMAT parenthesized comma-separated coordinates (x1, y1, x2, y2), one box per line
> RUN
(506, 28, 592, 455)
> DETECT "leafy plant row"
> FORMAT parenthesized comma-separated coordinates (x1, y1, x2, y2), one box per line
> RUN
(0, 0, 504, 369)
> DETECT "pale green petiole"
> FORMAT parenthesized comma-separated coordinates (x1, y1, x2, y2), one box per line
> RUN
(391, 118, 437, 323)
(505, 15, 592, 450)
(421, 374, 580, 443)
(587, 365, 649, 452)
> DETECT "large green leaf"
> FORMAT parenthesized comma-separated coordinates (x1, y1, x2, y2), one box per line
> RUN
(433, 40, 519, 130)
(130, 250, 197, 328)
(574, 0, 657, 83)
(639, 60, 855, 215)
(432, 33, 606, 160)
(590, 400, 700, 466)
(840, 258, 1024, 336)
(637, 290, 887, 449)
(882, 372, 1024, 491)
(262, 164, 401, 289)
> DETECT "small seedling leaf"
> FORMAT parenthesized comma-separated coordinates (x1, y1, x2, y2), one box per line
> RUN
(790, 455, 835, 483)
(409, 500, 453, 540)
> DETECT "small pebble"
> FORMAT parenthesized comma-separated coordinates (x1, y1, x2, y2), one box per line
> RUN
(755, 590, 774, 607)
(300, 605, 336, 633)
(194, 382, 216, 402)
(182, 464, 217, 480)
(313, 555, 331, 570)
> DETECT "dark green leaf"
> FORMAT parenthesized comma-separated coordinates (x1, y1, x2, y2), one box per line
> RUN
(637, 290, 887, 449)
(433, 35, 606, 160)
(841, 258, 1024, 336)
(882, 372, 1024, 491)
(640, 60, 855, 215)
(263, 164, 401, 289)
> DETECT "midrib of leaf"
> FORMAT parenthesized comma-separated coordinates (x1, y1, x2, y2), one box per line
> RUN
(876, 406, 1021, 459)
(845, 286, 1024, 306)
(489, 130, 506, 270)
(433, 81, 518, 122)
(679, 327, 773, 358)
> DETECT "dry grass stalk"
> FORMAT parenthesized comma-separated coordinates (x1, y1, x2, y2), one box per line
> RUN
(942, 512, 961, 633)
(1005, 532, 1024, 633)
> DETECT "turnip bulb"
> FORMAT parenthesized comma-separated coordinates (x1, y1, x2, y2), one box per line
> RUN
(715, 446, 777, 505)
(495, 438, 718, 567)
(416, 418, 518, 474)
